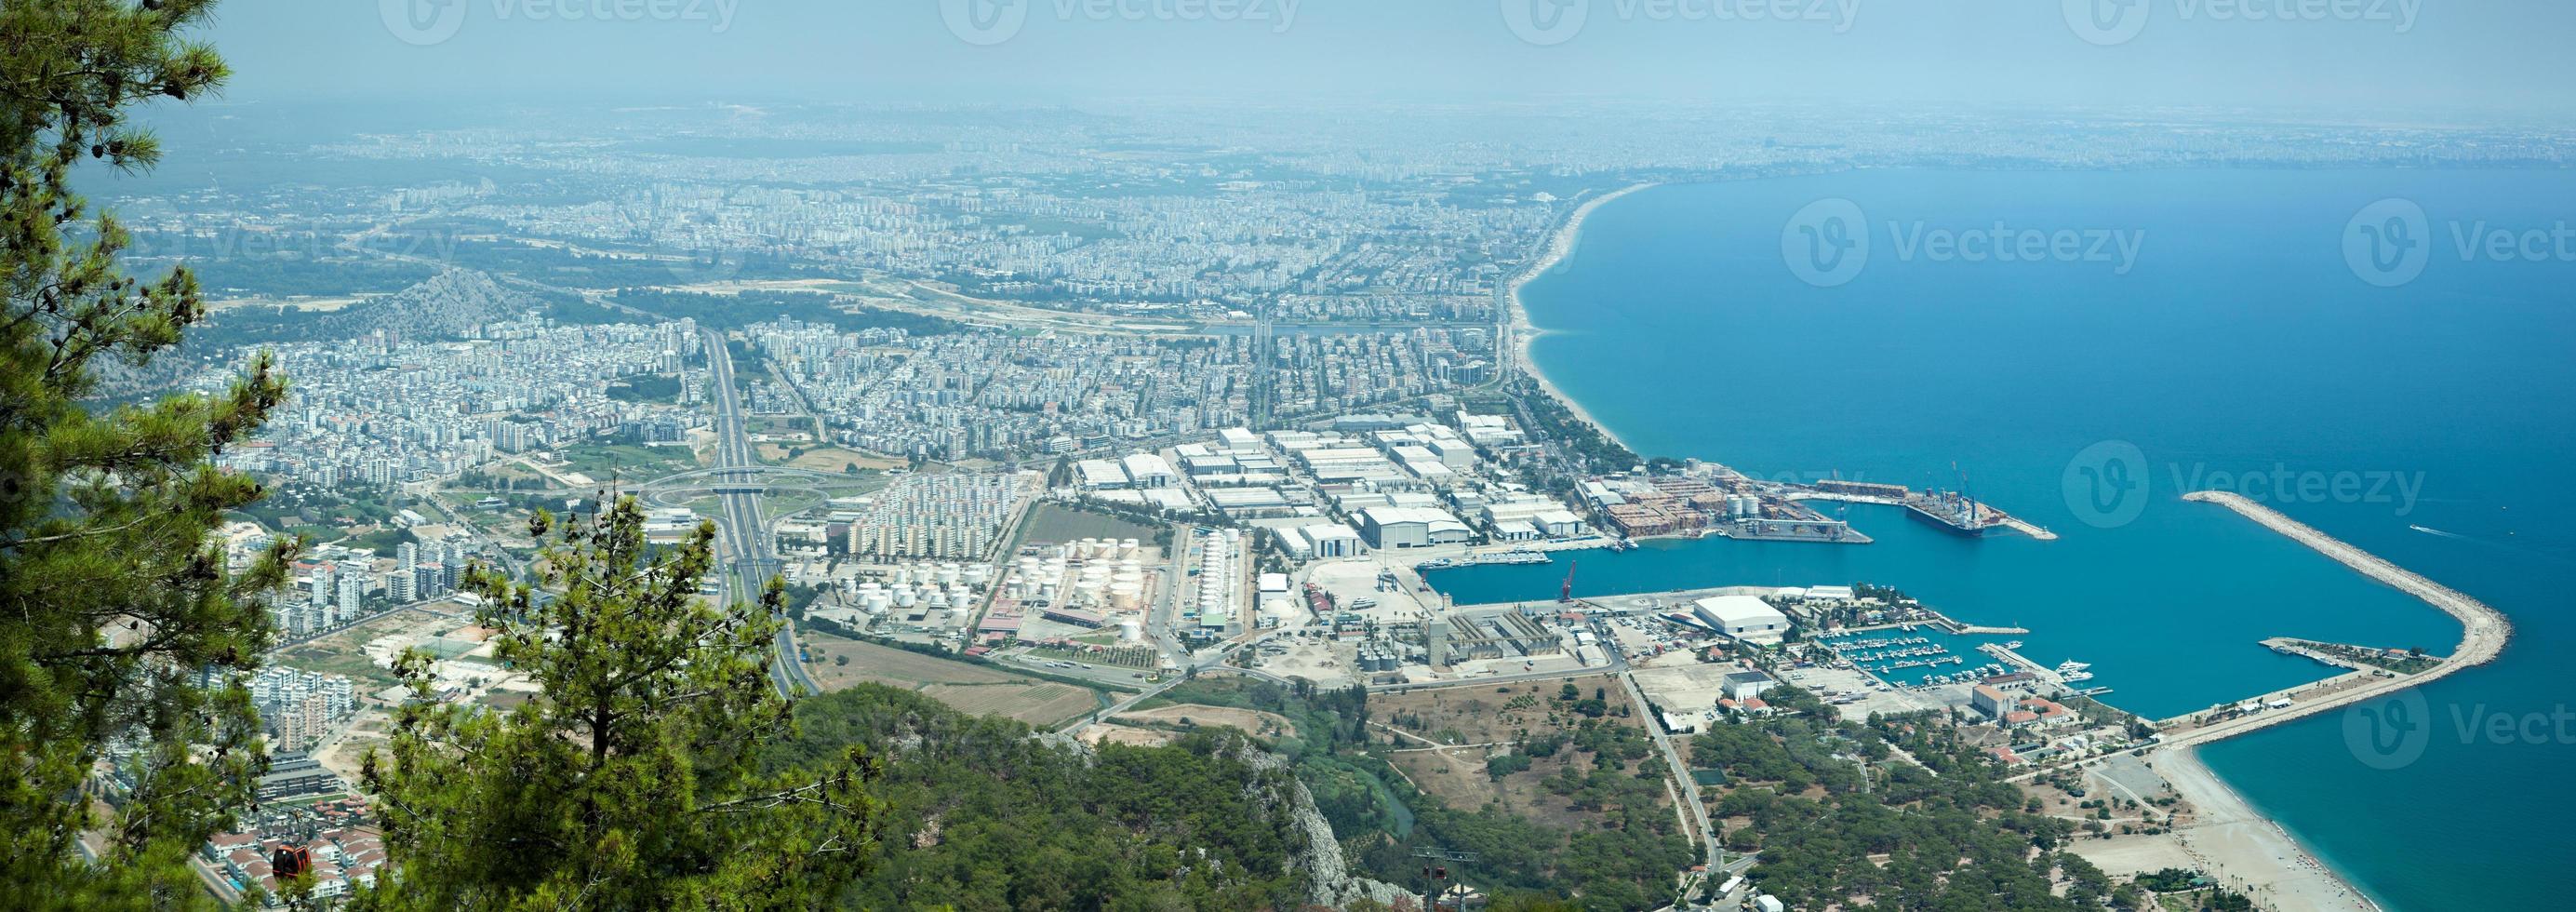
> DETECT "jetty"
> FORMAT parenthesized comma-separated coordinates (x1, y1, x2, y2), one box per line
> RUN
(2146, 491, 2513, 749)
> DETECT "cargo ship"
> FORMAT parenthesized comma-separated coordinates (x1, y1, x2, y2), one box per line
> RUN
(1903, 490, 2010, 538)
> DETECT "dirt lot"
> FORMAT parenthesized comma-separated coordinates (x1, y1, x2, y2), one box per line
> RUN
(1374, 676, 1663, 830)
(1115, 704, 1300, 739)
(1078, 723, 1181, 748)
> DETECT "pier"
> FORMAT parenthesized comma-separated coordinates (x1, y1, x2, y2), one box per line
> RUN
(2139, 492, 2514, 749)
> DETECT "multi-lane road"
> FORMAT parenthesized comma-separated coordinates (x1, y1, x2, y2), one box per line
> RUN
(701, 329, 820, 697)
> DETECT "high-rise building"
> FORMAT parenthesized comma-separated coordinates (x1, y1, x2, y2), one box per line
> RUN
(338, 572, 365, 622)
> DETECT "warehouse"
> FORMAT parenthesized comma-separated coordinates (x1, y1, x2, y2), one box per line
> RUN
(1120, 453, 1179, 489)
(1692, 595, 1792, 644)
(1356, 506, 1472, 549)
(1074, 459, 1128, 490)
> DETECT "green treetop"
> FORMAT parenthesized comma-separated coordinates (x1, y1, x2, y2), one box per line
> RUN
(360, 499, 880, 909)
(3, 0, 300, 906)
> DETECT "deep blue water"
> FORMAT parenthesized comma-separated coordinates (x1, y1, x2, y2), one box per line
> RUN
(1427, 169, 2576, 911)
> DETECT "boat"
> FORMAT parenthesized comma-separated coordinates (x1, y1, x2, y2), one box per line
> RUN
(2056, 660, 2091, 674)
(2001, 640, 2022, 650)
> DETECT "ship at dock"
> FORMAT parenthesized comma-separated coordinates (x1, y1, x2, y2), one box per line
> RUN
(1903, 488, 2012, 538)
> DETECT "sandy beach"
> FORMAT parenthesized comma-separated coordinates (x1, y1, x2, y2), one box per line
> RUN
(2146, 746, 2382, 912)
(1503, 181, 1657, 454)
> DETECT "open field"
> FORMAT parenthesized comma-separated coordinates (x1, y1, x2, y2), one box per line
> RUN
(1019, 502, 1160, 546)
(798, 633, 1108, 728)
(1374, 676, 1665, 830)
(270, 609, 455, 691)
(774, 446, 903, 474)
(1114, 704, 1300, 740)
(924, 682, 1100, 728)
(800, 633, 1020, 689)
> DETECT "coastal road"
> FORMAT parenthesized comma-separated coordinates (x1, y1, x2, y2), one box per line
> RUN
(702, 329, 819, 698)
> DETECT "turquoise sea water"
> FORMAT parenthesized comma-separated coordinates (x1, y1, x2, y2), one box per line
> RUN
(1426, 169, 2576, 911)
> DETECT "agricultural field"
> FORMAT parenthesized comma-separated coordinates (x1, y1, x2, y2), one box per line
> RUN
(798, 632, 1108, 728)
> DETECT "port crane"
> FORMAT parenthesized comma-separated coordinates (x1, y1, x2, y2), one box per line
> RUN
(1558, 559, 1577, 603)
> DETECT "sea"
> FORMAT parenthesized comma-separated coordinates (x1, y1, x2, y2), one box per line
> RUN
(1423, 168, 2576, 911)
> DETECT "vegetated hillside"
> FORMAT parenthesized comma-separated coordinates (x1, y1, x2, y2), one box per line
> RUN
(764, 684, 1384, 911)
(194, 268, 533, 348)
(1149, 677, 1694, 911)
(1695, 686, 2169, 910)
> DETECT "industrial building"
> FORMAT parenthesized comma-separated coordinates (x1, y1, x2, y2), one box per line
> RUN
(1692, 595, 1792, 644)
(1356, 506, 1472, 549)
(1425, 610, 1565, 664)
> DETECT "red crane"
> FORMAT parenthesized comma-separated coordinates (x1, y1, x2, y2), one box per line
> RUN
(1558, 559, 1577, 603)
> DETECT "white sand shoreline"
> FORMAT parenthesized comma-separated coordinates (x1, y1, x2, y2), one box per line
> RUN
(1503, 182, 1657, 455)
(2148, 745, 2383, 912)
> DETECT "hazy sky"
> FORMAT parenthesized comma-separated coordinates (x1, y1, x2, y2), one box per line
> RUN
(189, 0, 2572, 121)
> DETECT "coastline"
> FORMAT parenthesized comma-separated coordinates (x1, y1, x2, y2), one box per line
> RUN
(2147, 745, 2384, 912)
(1504, 181, 1657, 455)
(1492, 184, 2500, 911)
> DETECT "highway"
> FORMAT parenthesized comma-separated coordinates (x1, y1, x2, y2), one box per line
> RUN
(701, 329, 820, 698)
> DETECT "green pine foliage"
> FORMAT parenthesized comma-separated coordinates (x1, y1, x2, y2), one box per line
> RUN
(761, 684, 1312, 911)
(1699, 708, 2112, 910)
(2, 1, 300, 906)
(358, 500, 880, 909)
